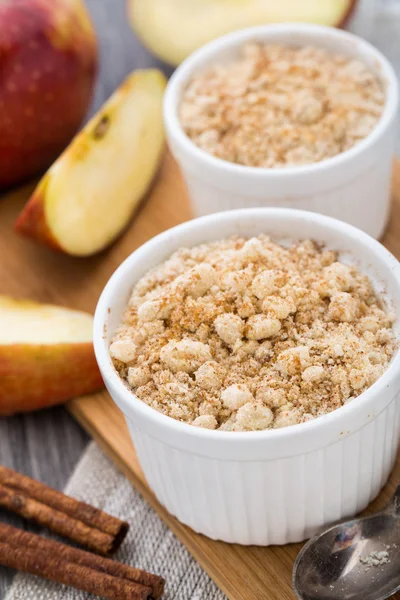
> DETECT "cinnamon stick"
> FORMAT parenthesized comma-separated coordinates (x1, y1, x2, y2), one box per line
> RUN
(0, 484, 116, 555)
(0, 541, 152, 600)
(0, 523, 165, 599)
(0, 466, 128, 554)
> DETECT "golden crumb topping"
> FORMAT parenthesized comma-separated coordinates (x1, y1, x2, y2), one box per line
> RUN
(110, 235, 396, 431)
(179, 43, 385, 168)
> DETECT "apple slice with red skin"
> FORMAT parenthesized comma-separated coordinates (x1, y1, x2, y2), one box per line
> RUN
(0, 296, 103, 416)
(15, 69, 166, 257)
(128, 0, 358, 67)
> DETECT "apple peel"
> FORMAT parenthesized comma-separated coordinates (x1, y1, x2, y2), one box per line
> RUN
(16, 69, 167, 256)
(0, 296, 103, 416)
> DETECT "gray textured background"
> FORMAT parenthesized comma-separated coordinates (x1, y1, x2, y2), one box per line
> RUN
(1, 0, 400, 597)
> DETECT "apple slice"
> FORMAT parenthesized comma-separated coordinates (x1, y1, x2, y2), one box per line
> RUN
(128, 0, 357, 66)
(0, 296, 103, 416)
(15, 69, 166, 256)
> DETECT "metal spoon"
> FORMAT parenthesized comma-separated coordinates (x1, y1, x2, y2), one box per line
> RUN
(293, 486, 400, 600)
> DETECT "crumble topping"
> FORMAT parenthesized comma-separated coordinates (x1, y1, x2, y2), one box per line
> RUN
(179, 43, 385, 168)
(110, 235, 396, 431)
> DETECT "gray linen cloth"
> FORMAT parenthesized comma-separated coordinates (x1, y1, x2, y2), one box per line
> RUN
(6, 2, 400, 599)
(5, 442, 226, 600)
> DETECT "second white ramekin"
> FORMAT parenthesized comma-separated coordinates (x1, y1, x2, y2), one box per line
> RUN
(164, 24, 399, 239)
(94, 208, 400, 545)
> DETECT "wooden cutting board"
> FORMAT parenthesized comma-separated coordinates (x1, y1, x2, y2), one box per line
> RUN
(2, 154, 400, 600)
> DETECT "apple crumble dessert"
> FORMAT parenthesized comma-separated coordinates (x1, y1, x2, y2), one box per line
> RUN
(110, 235, 396, 431)
(179, 43, 385, 168)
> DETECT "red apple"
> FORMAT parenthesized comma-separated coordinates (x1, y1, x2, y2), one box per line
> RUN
(0, 0, 97, 190)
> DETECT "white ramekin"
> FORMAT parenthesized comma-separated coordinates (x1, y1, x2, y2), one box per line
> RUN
(94, 208, 400, 545)
(164, 24, 399, 239)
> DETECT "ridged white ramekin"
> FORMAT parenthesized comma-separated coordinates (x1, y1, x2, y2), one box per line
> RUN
(164, 24, 399, 239)
(94, 209, 400, 545)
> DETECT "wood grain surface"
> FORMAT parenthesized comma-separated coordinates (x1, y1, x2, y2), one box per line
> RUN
(1, 151, 398, 599)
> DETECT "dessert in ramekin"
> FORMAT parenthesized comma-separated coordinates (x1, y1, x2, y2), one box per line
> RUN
(164, 24, 399, 239)
(94, 208, 400, 545)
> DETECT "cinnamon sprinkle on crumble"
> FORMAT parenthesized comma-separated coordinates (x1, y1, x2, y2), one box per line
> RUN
(111, 236, 396, 431)
(179, 43, 385, 168)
